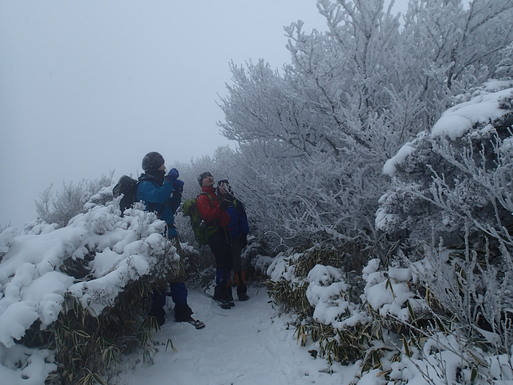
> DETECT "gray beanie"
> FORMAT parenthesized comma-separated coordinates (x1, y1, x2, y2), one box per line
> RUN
(142, 152, 165, 171)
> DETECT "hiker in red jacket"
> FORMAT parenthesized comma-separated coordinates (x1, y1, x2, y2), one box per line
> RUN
(196, 172, 233, 308)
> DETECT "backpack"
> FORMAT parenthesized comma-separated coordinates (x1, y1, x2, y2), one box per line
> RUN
(182, 193, 217, 245)
(113, 175, 138, 215)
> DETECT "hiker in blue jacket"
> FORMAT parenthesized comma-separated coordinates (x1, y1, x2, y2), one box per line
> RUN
(137, 151, 204, 329)
(216, 179, 250, 301)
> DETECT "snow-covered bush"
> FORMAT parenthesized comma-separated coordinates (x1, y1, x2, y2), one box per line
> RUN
(266, 247, 513, 384)
(0, 194, 183, 384)
(35, 173, 113, 228)
(377, 80, 513, 247)
(375, 76, 513, 382)
(266, 246, 380, 365)
(406, 244, 513, 373)
(377, 83, 513, 348)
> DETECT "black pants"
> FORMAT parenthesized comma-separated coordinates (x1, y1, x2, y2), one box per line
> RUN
(208, 230, 232, 300)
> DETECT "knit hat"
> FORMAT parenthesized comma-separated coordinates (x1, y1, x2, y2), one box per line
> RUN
(198, 172, 213, 186)
(142, 152, 165, 171)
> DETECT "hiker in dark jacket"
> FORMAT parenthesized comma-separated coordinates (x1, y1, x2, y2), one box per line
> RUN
(217, 179, 250, 301)
(196, 172, 233, 308)
(137, 152, 204, 328)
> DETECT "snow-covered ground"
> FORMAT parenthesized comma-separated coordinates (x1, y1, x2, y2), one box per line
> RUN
(113, 285, 357, 385)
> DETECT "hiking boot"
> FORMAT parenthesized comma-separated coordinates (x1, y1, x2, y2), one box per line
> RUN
(238, 292, 249, 301)
(224, 286, 235, 307)
(213, 285, 225, 301)
(183, 317, 205, 329)
(213, 286, 232, 308)
(216, 301, 232, 309)
(237, 285, 249, 301)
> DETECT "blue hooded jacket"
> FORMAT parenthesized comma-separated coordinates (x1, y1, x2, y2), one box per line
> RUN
(136, 171, 181, 237)
(222, 196, 249, 239)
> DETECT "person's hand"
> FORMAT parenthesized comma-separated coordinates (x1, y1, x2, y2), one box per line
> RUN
(240, 235, 248, 248)
(167, 168, 179, 181)
(173, 179, 184, 193)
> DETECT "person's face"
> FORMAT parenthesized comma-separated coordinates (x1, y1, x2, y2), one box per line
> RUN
(158, 164, 166, 171)
(202, 174, 214, 187)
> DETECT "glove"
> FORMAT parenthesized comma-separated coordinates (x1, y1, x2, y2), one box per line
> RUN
(173, 179, 184, 193)
(240, 235, 248, 248)
(167, 168, 179, 181)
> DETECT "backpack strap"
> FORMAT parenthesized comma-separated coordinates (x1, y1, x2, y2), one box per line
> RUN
(195, 192, 217, 225)
(196, 192, 213, 204)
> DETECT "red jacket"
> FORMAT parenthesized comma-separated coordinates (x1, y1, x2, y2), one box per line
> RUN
(196, 186, 230, 228)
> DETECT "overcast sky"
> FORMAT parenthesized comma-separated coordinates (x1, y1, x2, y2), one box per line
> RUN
(0, 0, 410, 227)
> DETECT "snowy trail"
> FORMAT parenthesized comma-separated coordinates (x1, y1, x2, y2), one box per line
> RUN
(114, 285, 355, 385)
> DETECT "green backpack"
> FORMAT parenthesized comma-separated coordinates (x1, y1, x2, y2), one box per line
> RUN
(181, 193, 217, 245)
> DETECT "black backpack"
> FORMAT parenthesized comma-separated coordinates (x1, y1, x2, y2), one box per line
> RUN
(113, 175, 138, 214)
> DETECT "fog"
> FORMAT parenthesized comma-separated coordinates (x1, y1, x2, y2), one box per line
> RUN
(0, 0, 328, 226)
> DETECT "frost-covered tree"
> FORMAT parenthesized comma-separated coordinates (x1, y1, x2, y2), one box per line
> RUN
(496, 42, 513, 80)
(377, 57, 513, 355)
(218, 1, 402, 251)
(401, 0, 513, 125)
(377, 79, 513, 247)
(218, 0, 513, 255)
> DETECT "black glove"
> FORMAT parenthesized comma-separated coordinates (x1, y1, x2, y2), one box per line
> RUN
(240, 236, 248, 248)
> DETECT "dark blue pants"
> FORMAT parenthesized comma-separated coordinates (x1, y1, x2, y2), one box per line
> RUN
(149, 282, 192, 323)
